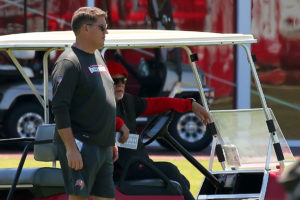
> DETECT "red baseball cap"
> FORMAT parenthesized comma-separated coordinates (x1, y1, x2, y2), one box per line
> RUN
(107, 61, 128, 77)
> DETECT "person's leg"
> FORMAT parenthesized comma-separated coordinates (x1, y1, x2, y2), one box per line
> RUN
(57, 142, 92, 199)
(154, 162, 195, 200)
(91, 147, 115, 199)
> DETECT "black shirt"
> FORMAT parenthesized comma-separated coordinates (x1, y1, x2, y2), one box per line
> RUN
(52, 46, 116, 146)
(116, 93, 150, 168)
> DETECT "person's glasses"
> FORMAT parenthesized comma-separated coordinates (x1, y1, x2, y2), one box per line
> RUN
(87, 23, 108, 32)
(113, 77, 128, 85)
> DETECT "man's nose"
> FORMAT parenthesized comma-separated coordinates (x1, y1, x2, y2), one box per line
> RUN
(117, 81, 125, 86)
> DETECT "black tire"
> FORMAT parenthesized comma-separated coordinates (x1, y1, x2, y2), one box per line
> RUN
(4, 102, 44, 140)
(157, 111, 212, 151)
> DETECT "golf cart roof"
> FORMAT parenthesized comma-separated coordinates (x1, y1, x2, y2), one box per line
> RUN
(0, 29, 256, 50)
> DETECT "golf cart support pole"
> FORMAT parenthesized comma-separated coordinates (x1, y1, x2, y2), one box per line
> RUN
(43, 48, 56, 124)
(163, 133, 223, 189)
(240, 44, 285, 169)
(7, 139, 34, 200)
(6, 49, 45, 107)
(182, 46, 226, 171)
(6, 47, 64, 125)
(7, 47, 60, 168)
(7, 47, 60, 167)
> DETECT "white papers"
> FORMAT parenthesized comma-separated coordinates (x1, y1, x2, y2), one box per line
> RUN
(75, 139, 83, 152)
(116, 132, 139, 150)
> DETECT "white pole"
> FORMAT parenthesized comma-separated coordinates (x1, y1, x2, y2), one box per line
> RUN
(236, 0, 251, 109)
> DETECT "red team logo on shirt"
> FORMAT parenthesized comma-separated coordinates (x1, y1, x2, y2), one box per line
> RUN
(75, 179, 85, 190)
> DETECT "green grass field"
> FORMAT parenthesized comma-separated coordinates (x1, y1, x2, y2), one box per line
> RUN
(0, 157, 222, 197)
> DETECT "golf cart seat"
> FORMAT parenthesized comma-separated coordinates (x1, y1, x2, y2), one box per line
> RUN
(0, 124, 65, 198)
(115, 157, 183, 196)
(0, 124, 183, 199)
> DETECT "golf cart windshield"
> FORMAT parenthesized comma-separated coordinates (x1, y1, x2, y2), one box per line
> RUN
(211, 108, 294, 170)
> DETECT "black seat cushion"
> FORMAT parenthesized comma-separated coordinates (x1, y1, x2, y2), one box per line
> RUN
(118, 178, 183, 195)
(0, 167, 65, 197)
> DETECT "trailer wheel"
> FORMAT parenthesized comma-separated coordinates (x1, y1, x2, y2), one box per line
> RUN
(4, 103, 44, 140)
(158, 111, 212, 151)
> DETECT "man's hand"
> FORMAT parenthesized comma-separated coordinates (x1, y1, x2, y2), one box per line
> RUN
(66, 147, 83, 170)
(191, 102, 213, 125)
(118, 124, 130, 143)
(58, 127, 83, 170)
(112, 144, 119, 162)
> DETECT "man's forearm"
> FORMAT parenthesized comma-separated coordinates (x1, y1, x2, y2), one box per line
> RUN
(57, 127, 78, 151)
(58, 127, 83, 170)
(141, 97, 192, 116)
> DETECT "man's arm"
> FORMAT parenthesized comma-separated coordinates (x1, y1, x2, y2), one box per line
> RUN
(111, 144, 118, 162)
(52, 60, 82, 170)
(57, 128, 83, 170)
(116, 117, 129, 143)
(141, 97, 192, 116)
(113, 118, 129, 162)
(141, 97, 212, 124)
(52, 60, 79, 130)
(191, 101, 212, 125)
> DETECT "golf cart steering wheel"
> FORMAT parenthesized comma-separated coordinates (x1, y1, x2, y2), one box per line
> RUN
(140, 111, 174, 146)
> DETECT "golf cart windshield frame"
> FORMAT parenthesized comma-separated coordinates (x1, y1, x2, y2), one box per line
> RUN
(0, 29, 292, 171)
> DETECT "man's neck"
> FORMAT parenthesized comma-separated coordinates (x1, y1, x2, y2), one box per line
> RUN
(74, 39, 95, 54)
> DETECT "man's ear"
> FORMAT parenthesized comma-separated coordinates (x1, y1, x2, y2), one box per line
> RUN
(80, 24, 88, 33)
(84, 24, 89, 32)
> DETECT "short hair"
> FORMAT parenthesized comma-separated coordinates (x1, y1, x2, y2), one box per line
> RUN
(71, 7, 107, 35)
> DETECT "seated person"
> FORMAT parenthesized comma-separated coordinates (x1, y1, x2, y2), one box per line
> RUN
(107, 61, 212, 200)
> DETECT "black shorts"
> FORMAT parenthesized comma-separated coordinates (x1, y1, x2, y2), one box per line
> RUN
(57, 142, 115, 198)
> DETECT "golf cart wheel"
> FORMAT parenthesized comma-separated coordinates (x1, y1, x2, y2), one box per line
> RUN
(4, 102, 44, 141)
(158, 111, 212, 151)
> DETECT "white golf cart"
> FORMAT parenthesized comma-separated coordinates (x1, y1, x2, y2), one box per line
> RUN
(0, 40, 214, 151)
(0, 29, 295, 200)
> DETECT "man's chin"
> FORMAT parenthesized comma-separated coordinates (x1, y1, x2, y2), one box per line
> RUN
(116, 94, 124, 101)
(96, 42, 104, 49)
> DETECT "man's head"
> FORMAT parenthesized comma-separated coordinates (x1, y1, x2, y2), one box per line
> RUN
(107, 61, 128, 101)
(71, 7, 108, 49)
